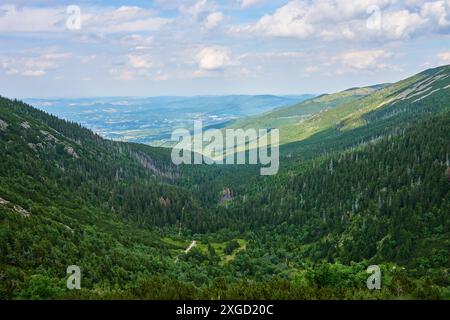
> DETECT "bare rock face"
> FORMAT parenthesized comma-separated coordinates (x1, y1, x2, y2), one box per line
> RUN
(20, 121, 31, 129)
(0, 197, 30, 218)
(220, 188, 234, 203)
(27, 142, 44, 152)
(65, 146, 79, 159)
(159, 197, 171, 208)
(27, 143, 37, 152)
(13, 205, 30, 218)
(40, 130, 59, 143)
(0, 119, 8, 131)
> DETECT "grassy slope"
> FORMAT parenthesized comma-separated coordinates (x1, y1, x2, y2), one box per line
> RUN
(225, 66, 449, 149)
(226, 86, 383, 132)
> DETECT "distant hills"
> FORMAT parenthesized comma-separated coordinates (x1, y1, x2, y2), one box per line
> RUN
(24, 94, 315, 147)
(224, 65, 450, 151)
(0, 66, 449, 300)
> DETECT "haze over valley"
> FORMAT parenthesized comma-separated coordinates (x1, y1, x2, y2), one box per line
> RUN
(1, 0, 450, 302)
(25, 95, 313, 146)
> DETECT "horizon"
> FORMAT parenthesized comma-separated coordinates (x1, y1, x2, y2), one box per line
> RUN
(14, 63, 450, 101)
(21, 93, 319, 100)
(15, 63, 448, 100)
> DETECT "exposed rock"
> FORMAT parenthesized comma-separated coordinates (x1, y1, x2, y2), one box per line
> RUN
(13, 205, 30, 218)
(220, 188, 234, 203)
(28, 142, 45, 152)
(40, 130, 58, 143)
(0, 119, 8, 131)
(28, 143, 37, 151)
(159, 197, 171, 208)
(20, 121, 31, 129)
(0, 197, 30, 218)
(65, 145, 79, 159)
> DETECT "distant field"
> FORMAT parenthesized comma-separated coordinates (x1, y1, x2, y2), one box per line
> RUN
(25, 95, 314, 147)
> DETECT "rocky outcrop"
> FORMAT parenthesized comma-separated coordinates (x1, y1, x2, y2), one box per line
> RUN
(40, 130, 59, 143)
(0, 197, 30, 218)
(0, 119, 8, 131)
(159, 197, 171, 208)
(220, 188, 234, 203)
(65, 146, 79, 159)
(20, 121, 31, 129)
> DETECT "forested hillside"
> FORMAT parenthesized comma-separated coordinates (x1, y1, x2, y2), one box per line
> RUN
(0, 65, 449, 300)
(226, 65, 450, 148)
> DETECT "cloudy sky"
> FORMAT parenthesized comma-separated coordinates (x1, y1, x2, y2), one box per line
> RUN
(1, 0, 450, 98)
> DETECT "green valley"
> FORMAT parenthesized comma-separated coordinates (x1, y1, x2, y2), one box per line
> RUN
(0, 65, 449, 300)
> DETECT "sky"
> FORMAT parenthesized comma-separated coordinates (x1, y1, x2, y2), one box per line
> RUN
(0, 0, 450, 98)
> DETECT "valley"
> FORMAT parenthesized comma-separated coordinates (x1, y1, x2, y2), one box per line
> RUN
(0, 65, 449, 300)
(24, 95, 313, 147)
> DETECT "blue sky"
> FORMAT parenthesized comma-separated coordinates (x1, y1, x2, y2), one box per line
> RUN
(1, 0, 450, 98)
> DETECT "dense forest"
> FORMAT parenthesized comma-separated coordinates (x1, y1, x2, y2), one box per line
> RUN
(0, 65, 449, 300)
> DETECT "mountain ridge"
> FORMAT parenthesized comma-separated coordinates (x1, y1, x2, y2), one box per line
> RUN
(0, 65, 449, 299)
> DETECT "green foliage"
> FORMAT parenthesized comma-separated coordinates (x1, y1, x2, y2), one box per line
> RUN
(0, 65, 449, 300)
(224, 240, 240, 255)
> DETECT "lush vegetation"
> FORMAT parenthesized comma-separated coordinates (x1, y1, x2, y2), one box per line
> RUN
(0, 65, 449, 300)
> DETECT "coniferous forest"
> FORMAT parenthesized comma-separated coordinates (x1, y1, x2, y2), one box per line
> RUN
(0, 65, 449, 300)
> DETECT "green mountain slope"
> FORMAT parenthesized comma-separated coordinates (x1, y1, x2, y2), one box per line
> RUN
(0, 96, 225, 299)
(0, 66, 449, 300)
(226, 85, 385, 132)
(228, 65, 450, 147)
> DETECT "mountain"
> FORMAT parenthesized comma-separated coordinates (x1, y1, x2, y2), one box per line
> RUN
(24, 95, 314, 147)
(227, 65, 450, 149)
(0, 66, 449, 300)
(226, 85, 387, 132)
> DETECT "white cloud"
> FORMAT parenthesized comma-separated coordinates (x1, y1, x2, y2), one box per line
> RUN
(438, 51, 450, 63)
(238, 51, 305, 62)
(21, 70, 46, 77)
(84, 6, 171, 33)
(110, 68, 134, 81)
(421, 1, 450, 27)
(204, 11, 224, 29)
(380, 10, 425, 39)
(180, 0, 216, 19)
(128, 54, 152, 69)
(231, 0, 450, 41)
(196, 47, 232, 70)
(304, 66, 320, 73)
(240, 0, 265, 9)
(340, 49, 391, 70)
(0, 5, 65, 33)
(233, 1, 315, 38)
(109, 53, 153, 81)
(0, 5, 171, 33)
(0, 49, 71, 77)
(120, 34, 154, 46)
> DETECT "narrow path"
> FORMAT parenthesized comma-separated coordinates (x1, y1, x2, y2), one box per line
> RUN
(175, 240, 196, 264)
(185, 240, 197, 253)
